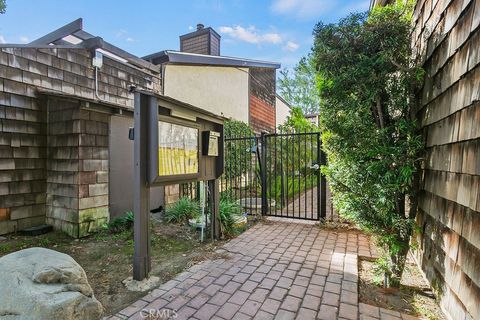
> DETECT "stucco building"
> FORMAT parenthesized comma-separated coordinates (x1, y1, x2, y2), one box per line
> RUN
(144, 24, 285, 134)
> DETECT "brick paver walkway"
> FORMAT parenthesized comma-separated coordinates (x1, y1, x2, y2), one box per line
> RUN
(108, 222, 417, 320)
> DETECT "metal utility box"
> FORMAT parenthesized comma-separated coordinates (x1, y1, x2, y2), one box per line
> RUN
(202, 131, 221, 156)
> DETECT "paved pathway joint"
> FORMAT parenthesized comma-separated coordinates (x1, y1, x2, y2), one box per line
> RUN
(109, 222, 417, 320)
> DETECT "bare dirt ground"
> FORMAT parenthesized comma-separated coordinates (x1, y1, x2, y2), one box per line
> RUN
(359, 258, 445, 319)
(0, 222, 229, 315)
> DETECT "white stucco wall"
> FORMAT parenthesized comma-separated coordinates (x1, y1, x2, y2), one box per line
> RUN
(164, 65, 249, 123)
(275, 96, 291, 127)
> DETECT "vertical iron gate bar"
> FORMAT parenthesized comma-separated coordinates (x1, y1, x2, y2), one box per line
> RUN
(284, 132, 290, 217)
(297, 133, 301, 218)
(304, 129, 308, 219)
(235, 133, 239, 201)
(274, 134, 278, 217)
(239, 134, 243, 209)
(291, 133, 295, 218)
(253, 137, 255, 211)
(310, 132, 314, 220)
(243, 137, 246, 211)
(228, 140, 231, 198)
(320, 136, 327, 220)
(269, 135, 273, 217)
(266, 135, 270, 216)
(255, 136, 259, 214)
(260, 133, 267, 215)
(249, 137, 253, 212)
(267, 136, 273, 215)
(317, 133, 322, 220)
(280, 133, 284, 214)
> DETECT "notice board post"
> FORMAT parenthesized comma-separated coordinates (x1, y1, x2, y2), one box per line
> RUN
(132, 90, 224, 281)
(133, 93, 155, 281)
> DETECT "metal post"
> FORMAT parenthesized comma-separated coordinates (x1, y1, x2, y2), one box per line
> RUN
(318, 134, 327, 220)
(133, 93, 151, 281)
(260, 132, 268, 215)
(208, 179, 221, 240)
(316, 133, 322, 220)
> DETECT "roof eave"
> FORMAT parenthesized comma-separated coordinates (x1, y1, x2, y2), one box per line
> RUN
(144, 51, 280, 69)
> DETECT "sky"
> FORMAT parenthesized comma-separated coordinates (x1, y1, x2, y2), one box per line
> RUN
(0, 0, 370, 70)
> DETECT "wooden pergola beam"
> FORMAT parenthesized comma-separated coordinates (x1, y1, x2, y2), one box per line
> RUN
(29, 18, 83, 45)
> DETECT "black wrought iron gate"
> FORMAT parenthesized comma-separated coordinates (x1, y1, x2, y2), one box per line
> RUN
(260, 132, 326, 220)
(185, 132, 328, 221)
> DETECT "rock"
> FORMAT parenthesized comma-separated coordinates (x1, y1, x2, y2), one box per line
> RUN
(0, 247, 103, 320)
(122, 276, 160, 292)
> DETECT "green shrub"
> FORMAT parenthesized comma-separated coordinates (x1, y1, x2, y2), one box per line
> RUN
(164, 197, 200, 223)
(105, 211, 134, 233)
(312, 1, 423, 287)
(224, 120, 254, 179)
(219, 195, 244, 237)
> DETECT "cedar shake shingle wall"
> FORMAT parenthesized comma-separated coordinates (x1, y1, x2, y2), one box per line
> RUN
(0, 47, 161, 237)
(249, 95, 276, 133)
(412, 0, 480, 319)
(249, 67, 276, 133)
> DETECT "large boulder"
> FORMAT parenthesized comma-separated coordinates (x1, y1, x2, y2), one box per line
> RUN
(0, 247, 103, 320)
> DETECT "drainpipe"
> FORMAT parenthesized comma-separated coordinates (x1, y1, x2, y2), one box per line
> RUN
(92, 50, 104, 101)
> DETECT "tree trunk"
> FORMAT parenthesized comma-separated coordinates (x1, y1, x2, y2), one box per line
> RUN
(387, 239, 410, 288)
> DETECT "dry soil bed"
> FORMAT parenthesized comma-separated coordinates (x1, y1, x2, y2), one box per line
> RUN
(0, 222, 227, 315)
(359, 258, 445, 319)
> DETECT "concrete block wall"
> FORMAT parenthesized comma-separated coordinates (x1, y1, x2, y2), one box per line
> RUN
(412, 0, 480, 319)
(0, 47, 161, 237)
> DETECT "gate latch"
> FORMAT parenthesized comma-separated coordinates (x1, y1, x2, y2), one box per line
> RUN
(310, 164, 320, 170)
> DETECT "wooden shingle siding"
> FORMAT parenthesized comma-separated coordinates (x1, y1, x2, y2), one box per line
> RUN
(0, 47, 161, 237)
(412, 0, 480, 319)
(249, 67, 276, 133)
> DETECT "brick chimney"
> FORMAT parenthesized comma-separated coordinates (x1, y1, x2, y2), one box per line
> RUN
(179, 23, 221, 56)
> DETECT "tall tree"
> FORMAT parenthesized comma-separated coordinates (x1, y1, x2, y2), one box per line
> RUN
(0, 0, 6, 14)
(277, 56, 321, 115)
(312, 1, 424, 287)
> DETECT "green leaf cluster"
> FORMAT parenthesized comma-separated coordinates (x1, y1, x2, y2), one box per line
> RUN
(224, 120, 255, 179)
(164, 197, 200, 223)
(312, 0, 423, 286)
(219, 193, 244, 237)
(277, 56, 322, 114)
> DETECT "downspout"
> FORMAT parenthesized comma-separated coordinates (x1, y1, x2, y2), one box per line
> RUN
(92, 50, 106, 102)
(161, 63, 166, 95)
(95, 66, 101, 100)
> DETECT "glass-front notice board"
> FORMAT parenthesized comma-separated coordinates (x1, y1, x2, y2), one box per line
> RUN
(158, 121, 199, 176)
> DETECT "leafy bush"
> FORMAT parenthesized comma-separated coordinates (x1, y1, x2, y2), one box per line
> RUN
(219, 194, 244, 237)
(312, 1, 424, 287)
(164, 197, 200, 223)
(277, 56, 322, 115)
(105, 211, 134, 233)
(224, 120, 255, 179)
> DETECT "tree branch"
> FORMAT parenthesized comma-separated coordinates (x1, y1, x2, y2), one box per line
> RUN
(389, 58, 410, 72)
(376, 96, 386, 129)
